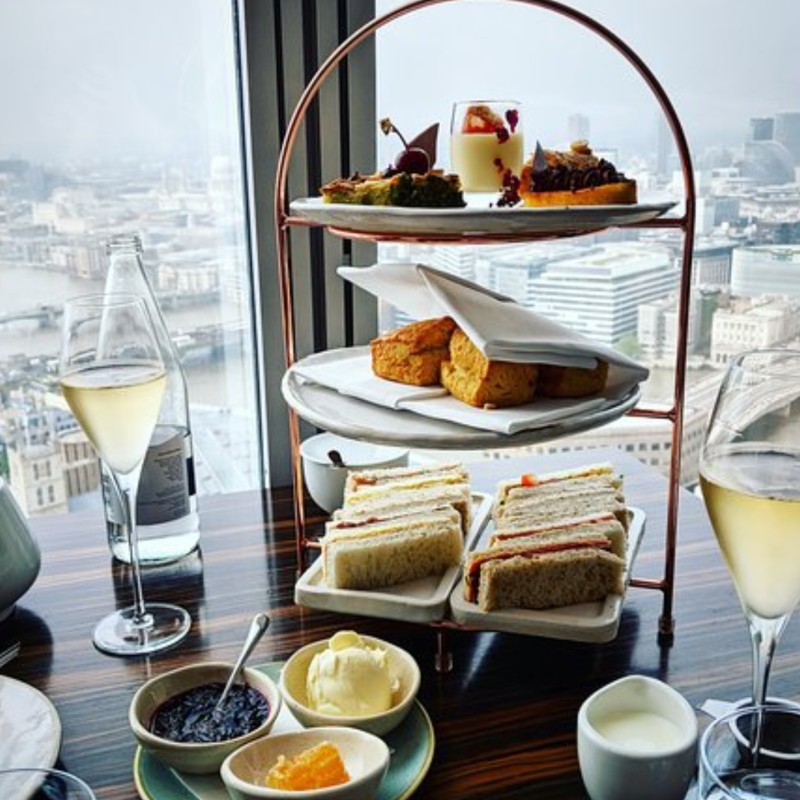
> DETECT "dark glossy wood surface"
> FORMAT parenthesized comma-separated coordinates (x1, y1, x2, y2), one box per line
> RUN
(3, 449, 798, 799)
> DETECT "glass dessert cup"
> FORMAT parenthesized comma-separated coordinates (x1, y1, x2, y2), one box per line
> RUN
(450, 100, 523, 193)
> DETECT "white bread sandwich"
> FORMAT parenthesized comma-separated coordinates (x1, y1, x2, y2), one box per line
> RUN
(322, 506, 463, 590)
(344, 461, 468, 496)
(495, 468, 629, 530)
(496, 487, 630, 532)
(463, 533, 625, 612)
(334, 481, 472, 535)
(489, 513, 627, 558)
(494, 462, 620, 517)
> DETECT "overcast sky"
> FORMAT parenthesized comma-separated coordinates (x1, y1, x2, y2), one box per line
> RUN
(0, 1, 797, 166)
(376, 0, 800, 163)
(0, 0, 238, 163)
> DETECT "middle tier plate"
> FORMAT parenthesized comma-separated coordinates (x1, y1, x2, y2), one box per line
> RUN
(281, 347, 642, 450)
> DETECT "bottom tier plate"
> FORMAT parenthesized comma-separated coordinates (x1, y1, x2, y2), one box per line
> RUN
(134, 663, 435, 800)
(295, 492, 493, 623)
(448, 507, 646, 643)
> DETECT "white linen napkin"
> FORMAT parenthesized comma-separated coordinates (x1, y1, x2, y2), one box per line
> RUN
(292, 350, 447, 409)
(337, 262, 650, 387)
(292, 351, 636, 435)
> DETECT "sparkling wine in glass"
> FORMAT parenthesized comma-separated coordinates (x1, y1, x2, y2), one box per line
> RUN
(59, 294, 191, 656)
(700, 349, 800, 768)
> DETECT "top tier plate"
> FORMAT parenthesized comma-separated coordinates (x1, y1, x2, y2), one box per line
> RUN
(288, 197, 676, 242)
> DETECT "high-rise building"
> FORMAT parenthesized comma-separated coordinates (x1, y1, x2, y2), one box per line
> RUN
(730, 245, 800, 298)
(775, 111, 800, 164)
(568, 113, 590, 142)
(638, 292, 702, 359)
(528, 244, 677, 345)
(750, 117, 775, 142)
(656, 114, 673, 178)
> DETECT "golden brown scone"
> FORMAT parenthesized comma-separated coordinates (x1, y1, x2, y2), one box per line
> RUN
(371, 316, 457, 386)
(537, 360, 609, 398)
(519, 140, 637, 207)
(441, 328, 538, 408)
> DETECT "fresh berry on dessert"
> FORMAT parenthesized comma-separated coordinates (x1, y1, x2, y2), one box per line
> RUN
(461, 104, 517, 143)
(380, 117, 431, 175)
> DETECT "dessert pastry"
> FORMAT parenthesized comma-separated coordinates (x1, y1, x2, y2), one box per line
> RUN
(451, 101, 524, 192)
(537, 360, 609, 398)
(440, 328, 538, 408)
(320, 118, 466, 208)
(371, 316, 457, 386)
(518, 140, 637, 206)
(321, 169, 465, 207)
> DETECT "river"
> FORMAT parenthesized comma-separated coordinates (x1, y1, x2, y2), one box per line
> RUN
(0, 263, 250, 410)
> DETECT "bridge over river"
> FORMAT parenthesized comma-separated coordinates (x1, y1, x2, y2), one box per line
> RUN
(0, 305, 62, 328)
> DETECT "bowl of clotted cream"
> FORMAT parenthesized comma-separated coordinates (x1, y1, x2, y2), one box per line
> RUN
(279, 631, 420, 736)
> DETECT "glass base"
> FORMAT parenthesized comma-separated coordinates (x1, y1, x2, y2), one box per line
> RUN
(714, 769, 800, 799)
(93, 603, 191, 656)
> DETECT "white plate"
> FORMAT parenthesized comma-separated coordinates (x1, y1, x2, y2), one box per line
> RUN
(281, 348, 641, 450)
(289, 197, 676, 238)
(0, 675, 62, 799)
(295, 492, 493, 623)
(448, 507, 646, 643)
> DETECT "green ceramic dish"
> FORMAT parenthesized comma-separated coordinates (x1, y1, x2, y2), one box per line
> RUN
(134, 662, 435, 800)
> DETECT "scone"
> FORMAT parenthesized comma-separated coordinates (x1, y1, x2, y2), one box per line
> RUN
(371, 316, 457, 386)
(519, 140, 637, 207)
(537, 360, 609, 398)
(440, 328, 538, 408)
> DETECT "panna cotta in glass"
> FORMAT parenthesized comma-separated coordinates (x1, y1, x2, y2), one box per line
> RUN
(450, 100, 523, 193)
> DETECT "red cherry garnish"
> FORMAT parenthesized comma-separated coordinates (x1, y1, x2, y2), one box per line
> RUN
(395, 147, 430, 175)
(381, 117, 431, 175)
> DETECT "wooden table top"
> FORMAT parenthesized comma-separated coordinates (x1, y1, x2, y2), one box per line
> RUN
(2, 449, 797, 799)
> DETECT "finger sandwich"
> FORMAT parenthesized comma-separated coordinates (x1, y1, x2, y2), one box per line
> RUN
(489, 513, 627, 559)
(464, 532, 625, 613)
(322, 506, 463, 590)
(494, 462, 620, 517)
(334, 481, 473, 535)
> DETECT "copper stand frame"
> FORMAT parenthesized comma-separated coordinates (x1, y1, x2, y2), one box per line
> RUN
(274, 0, 696, 650)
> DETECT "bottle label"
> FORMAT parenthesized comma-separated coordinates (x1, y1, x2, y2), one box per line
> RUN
(137, 425, 193, 525)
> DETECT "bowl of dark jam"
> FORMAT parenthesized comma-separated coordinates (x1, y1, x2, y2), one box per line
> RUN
(129, 661, 281, 774)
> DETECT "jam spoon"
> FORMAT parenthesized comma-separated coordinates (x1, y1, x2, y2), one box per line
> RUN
(214, 612, 270, 715)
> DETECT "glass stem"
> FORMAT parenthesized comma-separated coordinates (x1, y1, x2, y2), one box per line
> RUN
(110, 467, 149, 628)
(749, 613, 788, 707)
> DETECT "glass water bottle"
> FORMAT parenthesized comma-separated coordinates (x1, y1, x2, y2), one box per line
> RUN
(101, 234, 200, 563)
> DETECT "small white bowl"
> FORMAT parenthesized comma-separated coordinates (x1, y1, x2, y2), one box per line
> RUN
(129, 662, 282, 775)
(577, 675, 698, 800)
(221, 727, 390, 800)
(279, 635, 420, 737)
(300, 433, 408, 513)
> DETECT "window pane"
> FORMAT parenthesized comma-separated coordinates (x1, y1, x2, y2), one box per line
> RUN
(0, 1, 261, 518)
(375, 0, 800, 485)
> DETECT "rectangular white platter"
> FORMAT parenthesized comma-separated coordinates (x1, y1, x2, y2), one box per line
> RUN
(448, 507, 646, 643)
(295, 492, 493, 624)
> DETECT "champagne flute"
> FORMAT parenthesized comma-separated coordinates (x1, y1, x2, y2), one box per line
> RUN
(700, 349, 800, 711)
(59, 294, 191, 656)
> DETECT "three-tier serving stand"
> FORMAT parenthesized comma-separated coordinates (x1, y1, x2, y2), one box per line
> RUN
(273, 0, 696, 651)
